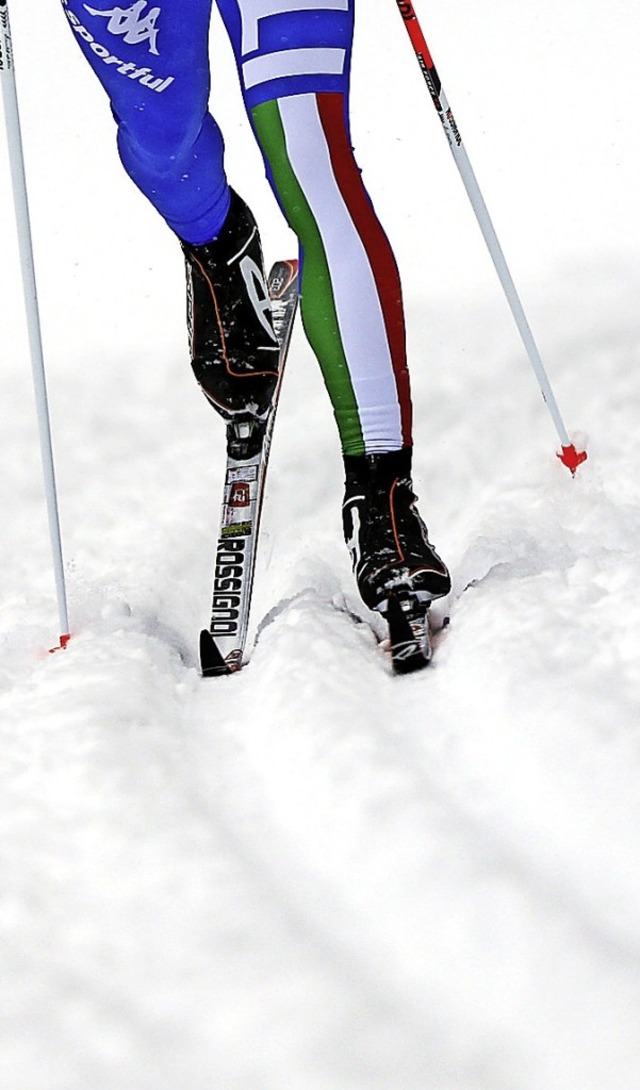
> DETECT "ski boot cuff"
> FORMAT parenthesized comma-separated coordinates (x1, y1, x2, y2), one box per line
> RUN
(343, 447, 413, 491)
(180, 189, 256, 264)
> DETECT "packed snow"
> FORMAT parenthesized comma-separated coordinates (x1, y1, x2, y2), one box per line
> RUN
(1, 1, 640, 1088)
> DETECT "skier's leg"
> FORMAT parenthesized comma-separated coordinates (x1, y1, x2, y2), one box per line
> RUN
(59, 0, 280, 420)
(215, 0, 410, 458)
(216, 0, 450, 610)
(60, 0, 229, 241)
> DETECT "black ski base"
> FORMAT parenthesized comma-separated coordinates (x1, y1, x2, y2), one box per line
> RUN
(199, 629, 233, 677)
(385, 593, 433, 674)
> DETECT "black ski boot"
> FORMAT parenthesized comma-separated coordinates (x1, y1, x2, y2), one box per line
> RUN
(342, 448, 450, 672)
(181, 189, 280, 425)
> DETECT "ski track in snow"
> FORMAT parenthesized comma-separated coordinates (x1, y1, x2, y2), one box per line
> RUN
(2, 1, 640, 1087)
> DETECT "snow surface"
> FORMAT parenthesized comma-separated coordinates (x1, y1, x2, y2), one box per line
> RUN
(2, 1, 640, 1087)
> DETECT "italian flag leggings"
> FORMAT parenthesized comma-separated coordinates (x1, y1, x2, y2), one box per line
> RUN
(61, 0, 413, 456)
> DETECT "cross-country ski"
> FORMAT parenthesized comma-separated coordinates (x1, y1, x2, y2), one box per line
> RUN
(199, 258, 298, 676)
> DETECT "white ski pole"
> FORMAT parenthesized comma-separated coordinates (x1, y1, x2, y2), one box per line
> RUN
(393, 0, 587, 475)
(1, 0, 70, 648)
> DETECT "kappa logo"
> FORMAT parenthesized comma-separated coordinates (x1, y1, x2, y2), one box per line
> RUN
(83, 1, 161, 55)
(65, 3, 174, 92)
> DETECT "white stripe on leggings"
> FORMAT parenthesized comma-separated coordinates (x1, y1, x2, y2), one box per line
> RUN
(243, 47, 346, 89)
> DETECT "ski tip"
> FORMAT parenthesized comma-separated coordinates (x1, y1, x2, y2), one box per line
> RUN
(385, 595, 432, 675)
(199, 629, 237, 678)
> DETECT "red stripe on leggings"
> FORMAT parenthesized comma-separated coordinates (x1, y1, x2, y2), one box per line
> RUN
(315, 91, 412, 447)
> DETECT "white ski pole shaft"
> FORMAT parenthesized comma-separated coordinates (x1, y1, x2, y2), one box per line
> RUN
(393, 0, 586, 473)
(1, 0, 70, 643)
